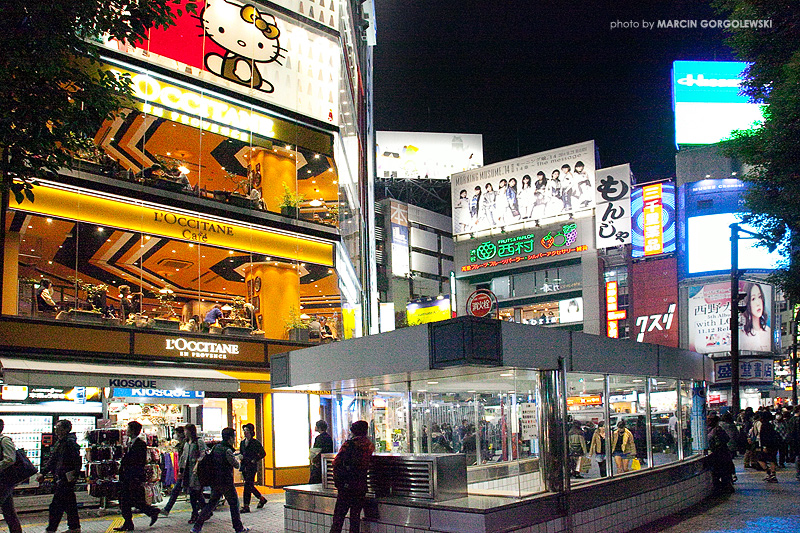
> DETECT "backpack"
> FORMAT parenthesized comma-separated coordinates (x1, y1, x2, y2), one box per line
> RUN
(194, 447, 217, 487)
(332, 440, 360, 490)
(759, 422, 780, 449)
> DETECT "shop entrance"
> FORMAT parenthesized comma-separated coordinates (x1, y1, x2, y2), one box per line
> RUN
(202, 394, 261, 485)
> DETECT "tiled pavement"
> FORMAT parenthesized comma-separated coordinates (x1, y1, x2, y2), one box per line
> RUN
(631, 459, 800, 533)
(5, 459, 800, 533)
(5, 490, 286, 533)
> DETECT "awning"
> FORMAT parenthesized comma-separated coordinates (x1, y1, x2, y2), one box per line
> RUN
(1, 358, 240, 393)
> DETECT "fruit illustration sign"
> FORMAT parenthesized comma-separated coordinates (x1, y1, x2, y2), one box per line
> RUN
(99, 0, 340, 126)
(462, 223, 587, 273)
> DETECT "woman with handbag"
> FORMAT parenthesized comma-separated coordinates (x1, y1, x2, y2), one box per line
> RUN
(589, 421, 608, 477)
(0, 419, 23, 533)
(180, 424, 208, 524)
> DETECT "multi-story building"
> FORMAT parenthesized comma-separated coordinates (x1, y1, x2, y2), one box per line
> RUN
(0, 0, 377, 497)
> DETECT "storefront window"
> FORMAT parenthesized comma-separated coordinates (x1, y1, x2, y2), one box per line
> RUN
(566, 373, 607, 481)
(202, 397, 228, 441)
(608, 375, 648, 475)
(650, 378, 679, 466)
(491, 276, 511, 299)
(407, 370, 544, 498)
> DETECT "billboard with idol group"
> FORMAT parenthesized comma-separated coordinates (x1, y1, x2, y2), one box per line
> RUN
(451, 141, 596, 236)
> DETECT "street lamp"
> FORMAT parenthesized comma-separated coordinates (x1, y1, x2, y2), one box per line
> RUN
(729, 223, 760, 415)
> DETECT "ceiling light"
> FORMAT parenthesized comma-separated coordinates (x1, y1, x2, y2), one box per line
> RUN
(309, 199, 323, 207)
(178, 165, 190, 175)
(500, 373, 513, 377)
(427, 381, 438, 385)
(46, 218, 52, 223)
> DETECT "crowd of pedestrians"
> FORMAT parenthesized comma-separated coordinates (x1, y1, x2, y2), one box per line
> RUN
(707, 404, 800, 493)
(0, 418, 270, 533)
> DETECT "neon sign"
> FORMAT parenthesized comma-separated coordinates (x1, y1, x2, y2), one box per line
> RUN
(468, 224, 579, 264)
(606, 281, 627, 338)
(462, 245, 588, 272)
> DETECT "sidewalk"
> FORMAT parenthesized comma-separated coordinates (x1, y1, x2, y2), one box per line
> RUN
(4, 488, 286, 533)
(632, 459, 800, 533)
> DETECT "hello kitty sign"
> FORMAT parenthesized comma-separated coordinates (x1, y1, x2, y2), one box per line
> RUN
(99, 0, 340, 126)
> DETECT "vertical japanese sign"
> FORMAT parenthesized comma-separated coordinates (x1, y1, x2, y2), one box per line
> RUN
(520, 403, 539, 441)
(630, 257, 679, 347)
(594, 164, 632, 249)
(390, 201, 410, 277)
(631, 182, 676, 258)
(606, 281, 626, 338)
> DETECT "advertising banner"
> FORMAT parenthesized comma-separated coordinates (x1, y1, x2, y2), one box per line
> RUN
(630, 257, 679, 347)
(714, 359, 774, 384)
(594, 164, 632, 249)
(682, 179, 783, 276)
(99, 0, 340, 126)
(687, 280, 773, 354)
(455, 219, 592, 277)
(407, 298, 452, 326)
(390, 201, 410, 277)
(451, 141, 596, 236)
(377, 131, 483, 181)
(631, 181, 676, 258)
(672, 60, 764, 145)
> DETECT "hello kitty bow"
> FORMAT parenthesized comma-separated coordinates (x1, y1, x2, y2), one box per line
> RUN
(240, 5, 280, 39)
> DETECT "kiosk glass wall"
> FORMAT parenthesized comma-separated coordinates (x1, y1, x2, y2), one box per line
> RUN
(565, 372, 607, 480)
(649, 378, 679, 466)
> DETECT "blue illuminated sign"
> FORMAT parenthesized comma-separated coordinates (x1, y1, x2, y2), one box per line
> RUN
(112, 388, 205, 399)
(673, 61, 749, 104)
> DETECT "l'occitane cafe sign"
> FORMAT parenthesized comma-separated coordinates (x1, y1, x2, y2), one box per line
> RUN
(11, 183, 333, 267)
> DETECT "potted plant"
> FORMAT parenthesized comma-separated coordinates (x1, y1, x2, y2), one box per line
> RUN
(284, 305, 309, 342)
(69, 278, 107, 323)
(150, 289, 180, 330)
(223, 296, 253, 336)
(276, 182, 304, 218)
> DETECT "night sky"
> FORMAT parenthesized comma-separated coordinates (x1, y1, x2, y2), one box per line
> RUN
(373, 1, 737, 184)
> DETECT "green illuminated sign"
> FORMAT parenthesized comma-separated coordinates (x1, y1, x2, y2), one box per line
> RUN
(469, 224, 578, 263)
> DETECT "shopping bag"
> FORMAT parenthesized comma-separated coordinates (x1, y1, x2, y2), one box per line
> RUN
(631, 458, 641, 470)
(3, 448, 38, 487)
(578, 455, 591, 473)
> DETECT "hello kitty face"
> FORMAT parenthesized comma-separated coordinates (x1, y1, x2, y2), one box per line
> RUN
(202, 0, 285, 64)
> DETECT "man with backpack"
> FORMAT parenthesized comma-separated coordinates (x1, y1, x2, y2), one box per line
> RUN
(39, 420, 82, 533)
(330, 420, 374, 533)
(191, 427, 249, 533)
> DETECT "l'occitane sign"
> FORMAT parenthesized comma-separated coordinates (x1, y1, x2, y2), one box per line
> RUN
(12, 184, 333, 266)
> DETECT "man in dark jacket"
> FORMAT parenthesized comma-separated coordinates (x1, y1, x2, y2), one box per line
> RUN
(330, 420, 374, 533)
(239, 423, 266, 513)
(309, 420, 334, 484)
(191, 427, 249, 533)
(39, 420, 82, 533)
(115, 421, 159, 531)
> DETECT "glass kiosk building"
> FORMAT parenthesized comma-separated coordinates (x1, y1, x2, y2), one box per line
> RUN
(273, 316, 714, 533)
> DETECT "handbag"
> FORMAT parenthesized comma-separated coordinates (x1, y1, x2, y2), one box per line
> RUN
(578, 455, 591, 473)
(631, 458, 641, 470)
(2, 447, 39, 487)
(309, 447, 322, 463)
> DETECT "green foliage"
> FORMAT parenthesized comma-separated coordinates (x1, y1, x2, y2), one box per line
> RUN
(276, 182, 305, 208)
(0, 1, 197, 201)
(713, 0, 800, 302)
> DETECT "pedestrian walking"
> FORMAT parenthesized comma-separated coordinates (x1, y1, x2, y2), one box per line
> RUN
(753, 411, 780, 482)
(719, 412, 740, 461)
(588, 421, 608, 477)
(39, 419, 82, 533)
(309, 420, 334, 484)
(329, 420, 374, 533)
(179, 424, 207, 524)
(115, 421, 160, 531)
(611, 419, 636, 473)
(0, 419, 23, 533)
(160, 426, 186, 516)
(191, 427, 249, 533)
(706, 414, 735, 494)
(239, 423, 267, 513)
(568, 420, 587, 478)
(788, 406, 800, 480)
(774, 412, 789, 468)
